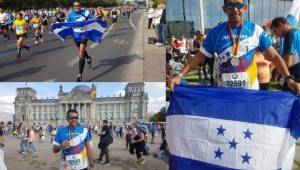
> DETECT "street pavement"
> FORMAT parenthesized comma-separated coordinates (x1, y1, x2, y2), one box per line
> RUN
(0, 10, 164, 82)
(2, 132, 168, 170)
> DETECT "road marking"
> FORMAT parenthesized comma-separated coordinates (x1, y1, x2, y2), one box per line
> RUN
(113, 38, 128, 46)
(103, 25, 113, 39)
(129, 16, 136, 31)
(7, 38, 35, 47)
(44, 79, 56, 82)
(66, 56, 79, 67)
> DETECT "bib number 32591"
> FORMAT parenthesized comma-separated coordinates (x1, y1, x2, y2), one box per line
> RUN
(66, 154, 82, 169)
(222, 72, 249, 88)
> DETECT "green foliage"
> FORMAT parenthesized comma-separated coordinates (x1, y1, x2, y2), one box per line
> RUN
(151, 0, 165, 6)
(149, 107, 166, 122)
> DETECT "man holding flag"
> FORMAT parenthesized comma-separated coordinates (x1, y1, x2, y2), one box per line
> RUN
(51, 0, 107, 82)
(166, 0, 300, 169)
(168, 0, 300, 95)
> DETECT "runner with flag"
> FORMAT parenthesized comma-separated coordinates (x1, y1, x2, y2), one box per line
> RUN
(51, 1, 107, 82)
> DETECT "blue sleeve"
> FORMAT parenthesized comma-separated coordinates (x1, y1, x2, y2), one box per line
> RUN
(84, 129, 91, 142)
(66, 12, 73, 22)
(289, 32, 298, 56)
(201, 29, 215, 57)
(88, 11, 94, 20)
(54, 129, 63, 145)
(258, 31, 272, 52)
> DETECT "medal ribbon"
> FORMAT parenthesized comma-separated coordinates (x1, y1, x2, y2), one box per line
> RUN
(68, 126, 77, 140)
(227, 22, 243, 56)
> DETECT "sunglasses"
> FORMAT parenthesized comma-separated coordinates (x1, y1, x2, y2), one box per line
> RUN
(68, 116, 78, 120)
(225, 3, 245, 10)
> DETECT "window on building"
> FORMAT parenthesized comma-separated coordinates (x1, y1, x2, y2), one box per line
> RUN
(115, 112, 119, 119)
(39, 113, 42, 121)
(33, 113, 36, 121)
(97, 112, 101, 120)
(44, 113, 48, 120)
(102, 112, 107, 120)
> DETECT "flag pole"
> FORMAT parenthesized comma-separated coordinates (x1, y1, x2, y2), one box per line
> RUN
(199, 0, 205, 33)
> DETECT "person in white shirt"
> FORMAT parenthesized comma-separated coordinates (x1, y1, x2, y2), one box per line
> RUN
(152, 5, 163, 45)
(0, 8, 10, 40)
(147, 6, 154, 29)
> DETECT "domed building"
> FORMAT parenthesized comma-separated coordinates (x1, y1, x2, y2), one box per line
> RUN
(14, 83, 148, 125)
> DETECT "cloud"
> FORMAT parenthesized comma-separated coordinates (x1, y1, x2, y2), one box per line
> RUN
(148, 96, 166, 113)
(115, 90, 125, 97)
(0, 95, 15, 122)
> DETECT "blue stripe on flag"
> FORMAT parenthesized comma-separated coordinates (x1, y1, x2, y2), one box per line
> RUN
(169, 154, 281, 170)
(169, 154, 236, 170)
(167, 85, 299, 132)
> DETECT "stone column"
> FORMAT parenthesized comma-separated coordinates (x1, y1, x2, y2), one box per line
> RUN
(65, 103, 68, 115)
(60, 104, 63, 121)
(91, 101, 96, 122)
(84, 103, 87, 119)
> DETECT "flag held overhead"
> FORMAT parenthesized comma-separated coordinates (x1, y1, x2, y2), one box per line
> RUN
(51, 19, 107, 43)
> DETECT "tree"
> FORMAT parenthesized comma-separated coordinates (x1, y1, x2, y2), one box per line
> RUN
(151, 0, 165, 6)
(7, 121, 13, 125)
(149, 107, 166, 122)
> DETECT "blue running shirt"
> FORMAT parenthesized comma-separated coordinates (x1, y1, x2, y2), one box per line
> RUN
(54, 124, 91, 170)
(200, 20, 272, 90)
(66, 9, 93, 22)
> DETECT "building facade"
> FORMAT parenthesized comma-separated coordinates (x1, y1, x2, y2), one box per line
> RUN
(14, 83, 148, 125)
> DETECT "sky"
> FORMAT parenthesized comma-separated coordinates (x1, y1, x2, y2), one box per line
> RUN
(0, 82, 166, 123)
(167, 0, 293, 31)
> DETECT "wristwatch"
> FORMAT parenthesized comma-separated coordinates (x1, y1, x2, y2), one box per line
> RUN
(177, 73, 184, 79)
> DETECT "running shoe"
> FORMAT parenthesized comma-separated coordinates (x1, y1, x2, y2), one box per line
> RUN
(87, 57, 92, 68)
(76, 75, 82, 82)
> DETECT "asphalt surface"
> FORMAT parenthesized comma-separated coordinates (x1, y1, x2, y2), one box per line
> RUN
(0, 11, 145, 82)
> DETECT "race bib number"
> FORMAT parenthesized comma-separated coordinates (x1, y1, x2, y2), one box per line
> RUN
(33, 24, 39, 29)
(66, 154, 82, 169)
(112, 15, 117, 19)
(16, 26, 24, 34)
(222, 72, 249, 88)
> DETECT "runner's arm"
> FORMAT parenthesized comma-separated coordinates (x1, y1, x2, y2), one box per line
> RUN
(167, 51, 206, 90)
(283, 54, 295, 68)
(85, 141, 94, 168)
(264, 46, 300, 95)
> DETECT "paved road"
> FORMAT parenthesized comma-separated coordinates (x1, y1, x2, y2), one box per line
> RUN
(3, 132, 168, 170)
(0, 11, 146, 82)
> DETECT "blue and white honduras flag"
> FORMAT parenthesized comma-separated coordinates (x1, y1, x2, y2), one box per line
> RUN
(51, 19, 107, 43)
(167, 85, 300, 170)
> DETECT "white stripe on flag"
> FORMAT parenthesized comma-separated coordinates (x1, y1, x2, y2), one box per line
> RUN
(166, 115, 296, 170)
(53, 26, 69, 41)
(73, 21, 106, 33)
